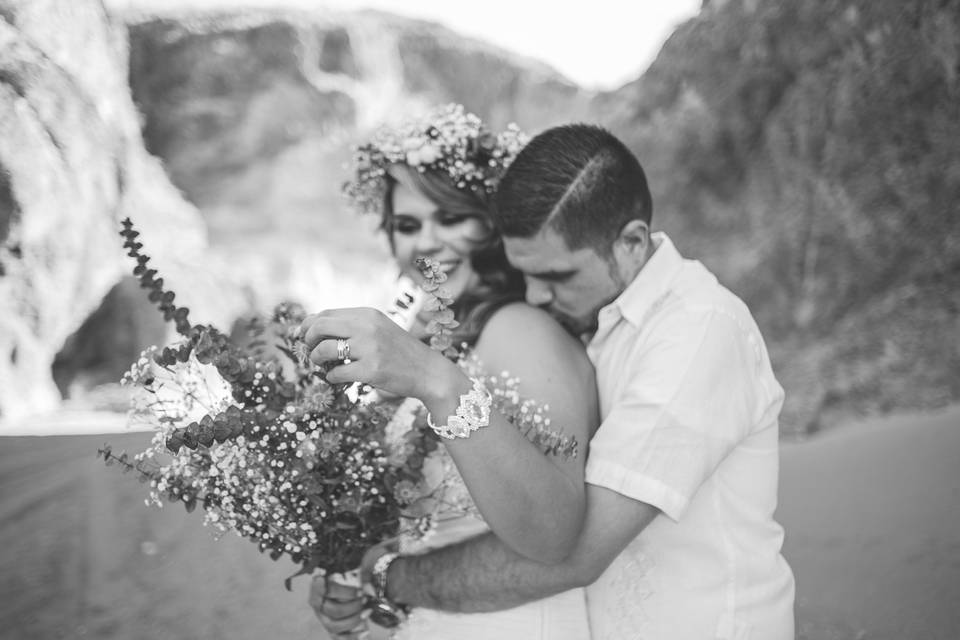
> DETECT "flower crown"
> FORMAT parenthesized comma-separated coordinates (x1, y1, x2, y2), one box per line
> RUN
(343, 104, 528, 215)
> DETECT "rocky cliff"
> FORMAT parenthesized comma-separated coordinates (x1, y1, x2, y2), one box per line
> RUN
(4, 0, 955, 432)
(123, 9, 591, 254)
(0, 2, 594, 424)
(592, 0, 960, 431)
(0, 0, 233, 423)
(120, 1, 959, 433)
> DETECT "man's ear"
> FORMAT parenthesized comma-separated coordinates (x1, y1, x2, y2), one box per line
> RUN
(614, 220, 650, 257)
(611, 220, 651, 282)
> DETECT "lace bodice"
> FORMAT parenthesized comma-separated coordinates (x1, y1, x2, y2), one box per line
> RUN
(383, 395, 486, 554)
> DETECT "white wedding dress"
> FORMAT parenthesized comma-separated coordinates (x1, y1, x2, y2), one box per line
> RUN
(383, 396, 591, 640)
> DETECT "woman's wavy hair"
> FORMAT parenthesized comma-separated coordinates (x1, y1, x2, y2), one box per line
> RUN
(381, 165, 525, 348)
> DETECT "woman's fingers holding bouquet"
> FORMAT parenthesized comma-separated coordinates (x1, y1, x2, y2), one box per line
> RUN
(306, 336, 359, 367)
(299, 309, 366, 353)
(309, 574, 368, 636)
(317, 613, 369, 640)
(300, 308, 451, 398)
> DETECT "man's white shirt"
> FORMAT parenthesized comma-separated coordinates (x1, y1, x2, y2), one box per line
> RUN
(584, 233, 795, 640)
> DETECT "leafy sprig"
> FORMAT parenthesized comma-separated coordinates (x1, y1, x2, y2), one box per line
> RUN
(121, 217, 192, 336)
(120, 217, 308, 453)
(414, 257, 459, 358)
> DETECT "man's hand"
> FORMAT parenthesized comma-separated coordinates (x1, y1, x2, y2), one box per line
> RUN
(308, 574, 369, 639)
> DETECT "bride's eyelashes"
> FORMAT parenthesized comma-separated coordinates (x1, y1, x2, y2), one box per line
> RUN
(439, 213, 476, 226)
(392, 216, 422, 235)
(391, 213, 478, 235)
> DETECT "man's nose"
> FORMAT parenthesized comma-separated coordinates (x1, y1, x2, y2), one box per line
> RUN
(525, 279, 554, 307)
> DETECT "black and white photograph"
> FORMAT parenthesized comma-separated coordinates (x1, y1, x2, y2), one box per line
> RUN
(1, 1, 958, 639)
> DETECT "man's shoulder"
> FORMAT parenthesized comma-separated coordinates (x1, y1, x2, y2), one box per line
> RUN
(624, 265, 763, 358)
(667, 261, 754, 323)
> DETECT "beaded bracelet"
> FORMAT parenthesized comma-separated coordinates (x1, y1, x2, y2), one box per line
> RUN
(368, 552, 409, 628)
(427, 377, 492, 439)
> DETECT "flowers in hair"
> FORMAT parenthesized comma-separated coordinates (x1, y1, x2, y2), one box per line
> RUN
(343, 103, 527, 215)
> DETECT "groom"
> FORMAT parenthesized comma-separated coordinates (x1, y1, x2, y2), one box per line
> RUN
(312, 124, 796, 639)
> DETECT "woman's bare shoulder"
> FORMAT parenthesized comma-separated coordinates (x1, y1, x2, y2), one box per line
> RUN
(474, 302, 590, 374)
(475, 305, 597, 439)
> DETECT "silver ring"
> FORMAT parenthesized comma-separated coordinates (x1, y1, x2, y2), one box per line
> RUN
(336, 338, 351, 363)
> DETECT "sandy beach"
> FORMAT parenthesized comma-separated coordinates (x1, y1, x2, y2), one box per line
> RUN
(1, 405, 958, 640)
(780, 406, 960, 640)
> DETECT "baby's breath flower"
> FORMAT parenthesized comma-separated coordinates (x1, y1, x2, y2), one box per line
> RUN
(121, 346, 159, 387)
(343, 104, 528, 215)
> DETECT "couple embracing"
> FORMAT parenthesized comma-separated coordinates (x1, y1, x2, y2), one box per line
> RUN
(300, 105, 795, 639)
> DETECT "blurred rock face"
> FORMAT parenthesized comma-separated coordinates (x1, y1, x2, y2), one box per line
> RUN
(124, 10, 592, 251)
(118, 8, 597, 370)
(592, 0, 960, 430)
(3, 0, 956, 432)
(0, 3, 592, 423)
(0, 0, 214, 423)
(121, 2, 960, 433)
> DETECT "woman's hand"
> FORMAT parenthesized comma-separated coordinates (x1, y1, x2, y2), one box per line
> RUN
(299, 308, 459, 404)
(308, 539, 403, 638)
(308, 574, 369, 639)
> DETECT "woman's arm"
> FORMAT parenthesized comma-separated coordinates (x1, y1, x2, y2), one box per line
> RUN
(432, 302, 599, 562)
(301, 304, 598, 563)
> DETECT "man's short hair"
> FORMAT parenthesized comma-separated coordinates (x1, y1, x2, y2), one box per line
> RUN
(492, 124, 653, 255)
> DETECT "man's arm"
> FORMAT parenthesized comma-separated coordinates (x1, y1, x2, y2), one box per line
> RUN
(386, 484, 660, 613)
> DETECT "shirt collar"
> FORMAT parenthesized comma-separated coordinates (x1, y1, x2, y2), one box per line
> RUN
(600, 231, 684, 330)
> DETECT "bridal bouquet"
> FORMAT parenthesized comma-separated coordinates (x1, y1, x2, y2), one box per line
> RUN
(101, 218, 578, 589)
(99, 218, 440, 584)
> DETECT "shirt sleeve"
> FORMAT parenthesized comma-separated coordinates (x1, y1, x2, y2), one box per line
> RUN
(585, 308, 760, 522)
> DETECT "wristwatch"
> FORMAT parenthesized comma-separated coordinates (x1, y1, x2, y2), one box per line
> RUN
(368, 552, 410, 628)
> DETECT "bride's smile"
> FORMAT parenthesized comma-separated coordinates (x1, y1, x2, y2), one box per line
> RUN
(389, 179, 489, 300)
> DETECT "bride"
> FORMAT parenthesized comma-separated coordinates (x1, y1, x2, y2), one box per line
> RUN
(301, 105, 598, 639)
